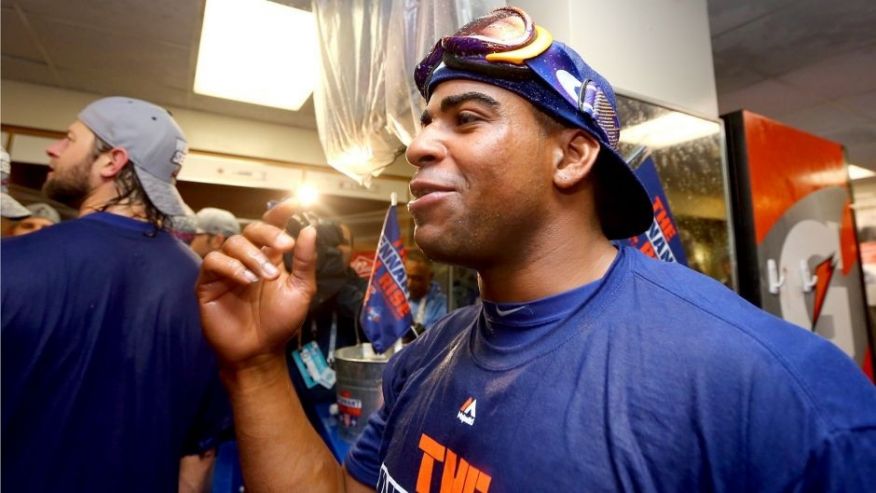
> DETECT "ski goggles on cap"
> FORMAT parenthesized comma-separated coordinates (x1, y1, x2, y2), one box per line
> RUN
(414, 6, 621, 152)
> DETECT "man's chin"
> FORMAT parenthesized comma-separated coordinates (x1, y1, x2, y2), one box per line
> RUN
(413, 229, 463, 267)
(42, 182, 86, 210)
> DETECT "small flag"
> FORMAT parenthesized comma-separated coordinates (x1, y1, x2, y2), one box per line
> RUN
(360, 202, 412, 352)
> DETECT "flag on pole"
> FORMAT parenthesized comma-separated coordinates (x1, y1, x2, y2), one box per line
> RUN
(360, 197, 412, 353)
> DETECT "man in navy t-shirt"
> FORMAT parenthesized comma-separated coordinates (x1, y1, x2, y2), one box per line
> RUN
(194, 7, 876, 492)
(2, 97, 230, 492)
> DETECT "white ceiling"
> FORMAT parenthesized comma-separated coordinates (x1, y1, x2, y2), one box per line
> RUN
(2, 0, 875, 168)
(708, 0, 876, 169)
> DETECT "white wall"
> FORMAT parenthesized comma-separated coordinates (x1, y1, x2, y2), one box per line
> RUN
(1, 80, 327, 166)
(517, 0, 719, 119)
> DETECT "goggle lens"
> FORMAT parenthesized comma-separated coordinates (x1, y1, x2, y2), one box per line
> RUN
(453, 7, 532, 50)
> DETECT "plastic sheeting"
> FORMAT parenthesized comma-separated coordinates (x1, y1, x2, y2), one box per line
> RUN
(312, 0, 505, 186)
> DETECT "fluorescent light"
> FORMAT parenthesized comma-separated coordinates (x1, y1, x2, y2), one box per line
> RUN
(296, 183, 320, 207)
(619, 112, 720, 149)
(194, 0, 317, 110)
(848, 164, 876, 180)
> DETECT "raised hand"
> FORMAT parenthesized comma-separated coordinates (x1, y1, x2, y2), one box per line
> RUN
(196, 201, 317, 369)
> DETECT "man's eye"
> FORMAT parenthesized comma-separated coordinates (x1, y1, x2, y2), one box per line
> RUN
(457, 112, 481, 125)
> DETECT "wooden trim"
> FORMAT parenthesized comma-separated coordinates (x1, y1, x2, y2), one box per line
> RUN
(1, 124, 65, 140)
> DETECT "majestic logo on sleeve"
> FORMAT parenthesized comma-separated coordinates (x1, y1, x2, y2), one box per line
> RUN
(457, 397, 477, 426)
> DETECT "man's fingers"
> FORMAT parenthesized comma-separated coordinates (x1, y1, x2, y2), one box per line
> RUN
(221, 234, 284, 280)
(200, 250, 261, 287)
(262, 198, 298, 228)
(242, 222, 296, 251)
(287, 225, 317, 292)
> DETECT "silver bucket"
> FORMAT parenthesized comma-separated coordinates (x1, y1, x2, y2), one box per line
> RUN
(334, 343, 397, 443)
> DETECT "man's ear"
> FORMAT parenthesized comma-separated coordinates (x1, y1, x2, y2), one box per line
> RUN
(552, 129, 600, 190)
(98, 147, 130, 179)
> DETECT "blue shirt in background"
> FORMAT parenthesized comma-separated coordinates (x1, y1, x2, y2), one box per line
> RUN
(2, 212, 231, 493)
(409, 281, 448, 330)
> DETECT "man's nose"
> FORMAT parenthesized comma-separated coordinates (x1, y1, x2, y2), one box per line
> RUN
(405, 126, 447, 169)
(45, 139, 64, 158)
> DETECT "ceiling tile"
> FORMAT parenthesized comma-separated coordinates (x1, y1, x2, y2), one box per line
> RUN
(717, 78, 825, 116)
(57, 68, 190, 109)
(1, 6, 45, 61)
(777, 44, 876, 100)
(187, 94, 318, 129)
(711, 0, 876, 77)
(1, 55, 58, 85)
(31, 17, 191, 90)
(706, 0, 794, 37)
(13, 0, 200, 47)
(835, 91, 876, 123)
(712, 53, 768, 93)
(778, 102, 871, 137)
(823, 124, 876, 148)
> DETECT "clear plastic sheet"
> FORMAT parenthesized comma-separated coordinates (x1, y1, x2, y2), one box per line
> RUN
(312, 0, 505, 186)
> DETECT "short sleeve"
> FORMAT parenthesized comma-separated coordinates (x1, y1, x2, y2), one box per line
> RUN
(794, 427, 876, 490)
(344, 399, 390, 486)
(343, 343, 413, 486)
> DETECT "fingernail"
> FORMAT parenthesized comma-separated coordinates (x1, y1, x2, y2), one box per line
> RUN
(277, 232, 295, 247)
(243, 270, 259, 283)
(262, 261, 279, 277)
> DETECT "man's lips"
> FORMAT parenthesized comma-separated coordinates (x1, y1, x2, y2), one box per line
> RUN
(408, 179, 457, 213)
(409, 179, 456, 200)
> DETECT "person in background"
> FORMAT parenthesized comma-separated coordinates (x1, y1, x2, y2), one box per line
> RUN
(168, 204, 199, 246)
(193, 7, 876, 492)
(1, 146, 31, 235)
(190, 207, 241, 258)
(405, 248, 447, 333)
(1, 97, 230, 493)
(10, 202, 61, 236)
(283, 217, 366, 442)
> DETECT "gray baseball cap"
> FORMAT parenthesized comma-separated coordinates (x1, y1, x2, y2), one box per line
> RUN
(196, 207, 241, 237)
(1, 147, 31, 219)
(25, 202, 61, 224)
(78, 97, 189, 216)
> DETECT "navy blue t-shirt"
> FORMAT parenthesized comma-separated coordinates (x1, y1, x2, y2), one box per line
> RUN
(346, 247, 876, 491)
(2, 213, 231, 492)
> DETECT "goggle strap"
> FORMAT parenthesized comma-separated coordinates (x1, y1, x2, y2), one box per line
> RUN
(443, 53, 534, 80)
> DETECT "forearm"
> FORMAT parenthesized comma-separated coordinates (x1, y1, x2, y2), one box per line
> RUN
(221, 355, 345, 493)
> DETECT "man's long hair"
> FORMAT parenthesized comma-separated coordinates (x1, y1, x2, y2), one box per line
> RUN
(92, 137, 168, 232)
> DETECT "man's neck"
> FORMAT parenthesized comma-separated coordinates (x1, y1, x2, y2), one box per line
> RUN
(78, 188, 148, 221)
(477, 229, 617, 304)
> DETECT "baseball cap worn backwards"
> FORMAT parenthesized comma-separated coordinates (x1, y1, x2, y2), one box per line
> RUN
(26, 202, 61, 224)
(196, 207, 241, 237)
(78, 97, 190, 216)
(414, 7, 652, 240)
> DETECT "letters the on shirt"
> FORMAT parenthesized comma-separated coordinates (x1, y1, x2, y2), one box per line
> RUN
(415, 433, 491, 493)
